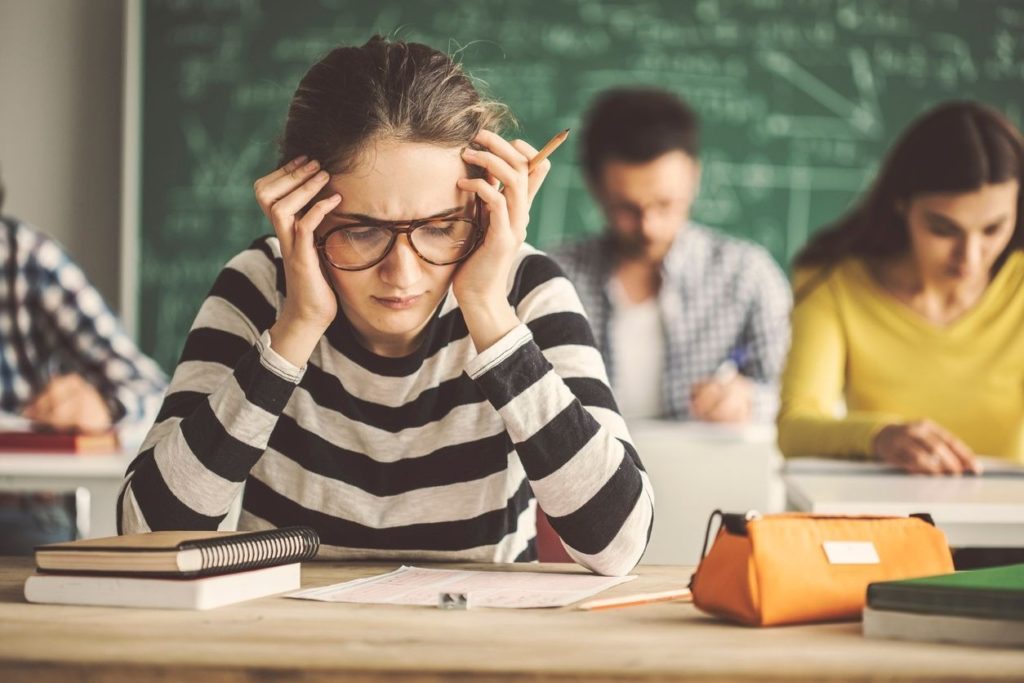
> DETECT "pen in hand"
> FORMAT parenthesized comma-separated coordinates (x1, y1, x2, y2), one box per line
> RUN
(712, 348, 746, 384)
(528, 128, 570, 173)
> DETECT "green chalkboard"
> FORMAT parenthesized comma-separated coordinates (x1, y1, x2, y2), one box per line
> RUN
(137, 0, 1024, 370)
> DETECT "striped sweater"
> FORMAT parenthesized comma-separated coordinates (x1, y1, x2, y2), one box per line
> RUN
(119, 236, 654, 576)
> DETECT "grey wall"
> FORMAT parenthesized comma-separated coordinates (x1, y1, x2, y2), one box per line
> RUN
(0, 0, 125, 309)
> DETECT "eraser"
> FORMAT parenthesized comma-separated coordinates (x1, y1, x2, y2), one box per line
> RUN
(438, 591, 470, 610)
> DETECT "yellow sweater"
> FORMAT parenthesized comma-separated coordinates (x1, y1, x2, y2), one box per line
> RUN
(778, 251, 1024, 463)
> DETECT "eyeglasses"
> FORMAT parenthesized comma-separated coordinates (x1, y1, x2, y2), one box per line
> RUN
(315, 200, 483, 271)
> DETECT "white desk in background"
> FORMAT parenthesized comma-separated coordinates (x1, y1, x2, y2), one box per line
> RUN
(785, 458, 1024, 547)
(629, 420, 785, 565)
(1, 420, 787, 550)
(0, 450, 132, 539)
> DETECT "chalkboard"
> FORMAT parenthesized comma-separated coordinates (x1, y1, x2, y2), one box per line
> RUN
(136, 0, 1024, 370)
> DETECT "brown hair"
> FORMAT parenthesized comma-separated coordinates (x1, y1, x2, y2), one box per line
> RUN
(279, 35, 513, 173)
(580, 87, 699, 186)
(794, 101, 1024, 282)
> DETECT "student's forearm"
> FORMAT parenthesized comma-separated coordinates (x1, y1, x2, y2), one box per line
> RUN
(119, 334, 303, 532)
(461, 301, 521, 354)
(269, 312, 327, 368)
(466, 326, 653, 576)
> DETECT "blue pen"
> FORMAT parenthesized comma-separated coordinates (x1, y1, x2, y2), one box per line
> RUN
(713, 348, 747, 384)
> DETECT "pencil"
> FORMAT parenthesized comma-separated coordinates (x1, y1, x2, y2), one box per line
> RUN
(577, 588, 692, 611)
(528, 128, 570, 172)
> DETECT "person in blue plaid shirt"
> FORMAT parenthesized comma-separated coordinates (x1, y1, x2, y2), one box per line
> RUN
(552, 88, 791, 423)
(0, 177, 166, 553)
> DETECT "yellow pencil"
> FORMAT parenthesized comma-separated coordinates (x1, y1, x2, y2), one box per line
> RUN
(577, 588, 692, 611)
(528, 128, 570, 172)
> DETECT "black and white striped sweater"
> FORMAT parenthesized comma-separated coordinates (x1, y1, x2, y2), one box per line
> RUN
(118, 236, 653, 575)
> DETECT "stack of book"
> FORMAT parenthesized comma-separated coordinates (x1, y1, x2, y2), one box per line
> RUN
(24, 527, 320, 609)
(864, 563, 1024, 647)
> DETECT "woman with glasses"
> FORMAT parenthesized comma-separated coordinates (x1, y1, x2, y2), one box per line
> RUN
(118, 36, 652, 576)
(778, 101, 1024, 473)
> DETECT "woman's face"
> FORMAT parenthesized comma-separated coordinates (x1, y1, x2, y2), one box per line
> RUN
(315, 140, 475, 356)
(904, 180, 1019, 285)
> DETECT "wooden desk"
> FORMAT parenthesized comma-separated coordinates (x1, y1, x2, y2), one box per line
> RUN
(785, 467, 1024, 547)
(2, 559, 1022, 682)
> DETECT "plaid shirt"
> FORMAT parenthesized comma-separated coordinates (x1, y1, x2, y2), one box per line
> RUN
(0, 216, 166, 424)
(551, 224, 792, 422)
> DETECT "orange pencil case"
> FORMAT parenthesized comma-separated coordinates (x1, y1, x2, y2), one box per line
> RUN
(689, 510, 953, 626)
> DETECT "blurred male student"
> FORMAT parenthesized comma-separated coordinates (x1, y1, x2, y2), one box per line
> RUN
(0, 173, 166, 553)
(553, 88, 791, 423)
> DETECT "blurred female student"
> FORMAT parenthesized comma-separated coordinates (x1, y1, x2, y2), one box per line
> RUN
(117, 36, 652, 576)
(778, 101, 1023, 473)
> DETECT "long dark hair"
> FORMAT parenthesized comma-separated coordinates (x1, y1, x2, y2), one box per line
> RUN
(794, 101, 1024, 276)
(279, 36, 512, 173)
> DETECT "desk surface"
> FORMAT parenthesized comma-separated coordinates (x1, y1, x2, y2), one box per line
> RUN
(2, 559, 1023, 682)
(0, 451, 131, 480)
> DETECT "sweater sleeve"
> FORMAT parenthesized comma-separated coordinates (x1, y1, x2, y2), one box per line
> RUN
(118, 239, 303, 533)
(776, 269, 900, 459)
(464, 251, 653, 576)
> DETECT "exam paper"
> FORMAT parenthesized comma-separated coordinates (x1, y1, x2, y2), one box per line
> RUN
(287, 565, 636, 608)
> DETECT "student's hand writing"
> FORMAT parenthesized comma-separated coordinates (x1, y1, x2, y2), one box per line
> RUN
(453, 130, 552, 312)
(22, 374, 113, 434)
(872, 419, 981, 475)
(254, 156, 341, 365)
(689, 376, 753, 423)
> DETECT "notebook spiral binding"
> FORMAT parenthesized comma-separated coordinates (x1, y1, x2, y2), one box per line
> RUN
(183, 526, 320, 573)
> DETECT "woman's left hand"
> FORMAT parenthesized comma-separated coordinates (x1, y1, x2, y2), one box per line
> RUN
(452, 130, 552, 311)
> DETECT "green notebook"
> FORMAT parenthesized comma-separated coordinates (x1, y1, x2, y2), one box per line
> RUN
(866, 564, 1024, 621)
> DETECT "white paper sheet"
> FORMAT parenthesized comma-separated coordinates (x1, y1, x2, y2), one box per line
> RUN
(287, 565, 636, 609)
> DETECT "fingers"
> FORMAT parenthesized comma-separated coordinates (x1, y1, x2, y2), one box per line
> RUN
(254, 157, 329, 255)
(689, 381, 724, 419)
(933, 423, 981, 474)
(896, 420, 972, 475)
(20, 375, 105, 432)
(705, 385, 751, 423)
(254, 155, 307, 191)
(510, 139, 551, 204)
(254, 156, 315, 214)
(474, 130, 530, 174)
(465, 130, 531, 229)
(295, 194, 342, 261)
(457, 177, 512, 235)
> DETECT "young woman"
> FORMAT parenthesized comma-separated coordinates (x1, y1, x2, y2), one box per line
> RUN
(118, 37, 652, 575)
(778, 101, 1024, 473)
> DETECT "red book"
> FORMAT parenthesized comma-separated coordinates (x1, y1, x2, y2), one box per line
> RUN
(0, 428, 119, 454)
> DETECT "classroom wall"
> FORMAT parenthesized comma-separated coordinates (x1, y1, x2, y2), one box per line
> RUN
(0, 0, 124, 308)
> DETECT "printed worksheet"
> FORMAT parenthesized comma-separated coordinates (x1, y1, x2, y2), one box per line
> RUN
(287, 566, 636, 608)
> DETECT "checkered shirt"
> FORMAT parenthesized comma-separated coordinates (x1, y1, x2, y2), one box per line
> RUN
(551, 224, 792, 422)
(0, 216, 166, 424)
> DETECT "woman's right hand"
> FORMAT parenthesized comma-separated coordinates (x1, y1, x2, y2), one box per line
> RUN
(254, 156, 342, 365)
(872, 419, 981, 475)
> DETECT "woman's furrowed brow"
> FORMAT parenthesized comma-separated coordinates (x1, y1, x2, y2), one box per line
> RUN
(330, 206, 466, 222)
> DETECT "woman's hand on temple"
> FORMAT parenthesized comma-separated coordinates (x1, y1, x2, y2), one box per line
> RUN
(453, 130, 551, 310)
(253, 156, 341, 365)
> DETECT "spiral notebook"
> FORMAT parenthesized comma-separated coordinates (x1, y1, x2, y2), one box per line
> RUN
(34, 527, 320, 578)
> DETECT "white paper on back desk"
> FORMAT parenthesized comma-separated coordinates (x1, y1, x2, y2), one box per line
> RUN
(287, 566, 636, 608)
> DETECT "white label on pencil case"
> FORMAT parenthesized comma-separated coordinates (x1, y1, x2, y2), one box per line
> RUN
(822, 541, 880, 565)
